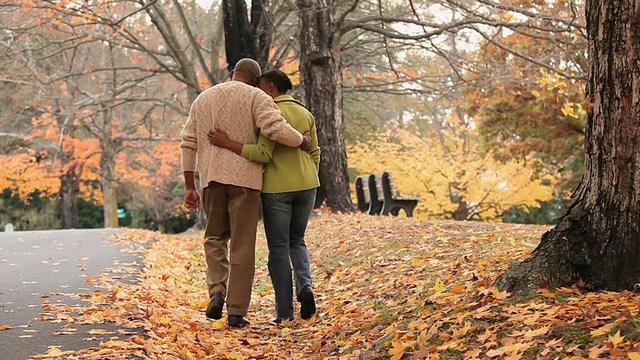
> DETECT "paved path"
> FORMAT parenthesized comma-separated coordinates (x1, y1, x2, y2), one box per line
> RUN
(0, 229, 144, 360)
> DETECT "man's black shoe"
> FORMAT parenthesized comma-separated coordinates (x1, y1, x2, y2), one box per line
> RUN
(270, 316, 294, 324)
(298, 287, 316, 320)
(228, 315, 250, 328)
(205, 292, 224, 320)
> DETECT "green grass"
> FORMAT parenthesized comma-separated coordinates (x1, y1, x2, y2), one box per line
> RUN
(523, 345, 544, 358)
(615, 316, 640, 341)
(550, 323, 593, 347)
(441, 349, 463, 358)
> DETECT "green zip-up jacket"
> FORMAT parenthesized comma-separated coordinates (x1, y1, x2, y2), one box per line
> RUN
(240, 95, 321, 193)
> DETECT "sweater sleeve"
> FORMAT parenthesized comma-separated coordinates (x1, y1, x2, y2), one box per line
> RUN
(253, 92, 303, 147)
(180, 99, 199, 172)
(240, 134, 276, 163)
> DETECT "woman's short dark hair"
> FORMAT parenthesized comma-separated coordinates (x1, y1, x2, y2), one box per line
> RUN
(260, 69, 293, 93)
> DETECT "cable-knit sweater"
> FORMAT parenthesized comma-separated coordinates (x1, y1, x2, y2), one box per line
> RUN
(180, 81, 303, 191)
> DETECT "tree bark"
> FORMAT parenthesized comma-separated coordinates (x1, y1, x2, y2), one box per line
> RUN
(56, 113, 80, 230)
(297, 0, 354, 212)
(101, 155, 120, 228)
(252, 0, 272, 69)
(495, 0, 640, 294)
(222, 0, 259, 71)
(98, 106, 120, 229)
(59, 164, 79, 229)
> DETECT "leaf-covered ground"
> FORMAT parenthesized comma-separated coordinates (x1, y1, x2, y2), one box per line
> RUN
(19, 211, 640, 359)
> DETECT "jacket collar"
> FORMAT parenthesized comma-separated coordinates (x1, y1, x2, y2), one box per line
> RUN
(274, 95, 306, 107)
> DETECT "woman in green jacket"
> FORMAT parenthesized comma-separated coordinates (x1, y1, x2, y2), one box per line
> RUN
(208, 69, 320, 323)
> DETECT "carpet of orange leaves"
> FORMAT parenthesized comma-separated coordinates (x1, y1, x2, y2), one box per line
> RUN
(25, 211, 640, 359)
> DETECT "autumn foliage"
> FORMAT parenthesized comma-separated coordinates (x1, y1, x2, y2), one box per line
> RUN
(9, 212, 639, 359)
(347, 128, 556, 221)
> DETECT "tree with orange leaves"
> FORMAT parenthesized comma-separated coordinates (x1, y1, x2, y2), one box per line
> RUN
(119, 140, 186, 233)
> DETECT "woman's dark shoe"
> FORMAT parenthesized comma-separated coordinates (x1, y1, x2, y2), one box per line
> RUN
(270, 316, 294, 324)
(228, 315, 250, 328)
(205, 292, 225, 320)
(298, 287, 316, 320)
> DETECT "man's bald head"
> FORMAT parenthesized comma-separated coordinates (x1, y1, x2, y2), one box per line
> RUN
(232, 58, 261, 85)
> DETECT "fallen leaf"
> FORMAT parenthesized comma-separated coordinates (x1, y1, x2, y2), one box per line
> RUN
(608, 330, 625, 347)
(464, 348, 482, 359)
(389, 341, 406, 360)
(588, 345, 607, 358)
(486, 342, 533, 357)
(523, 326, 549, 339)
(538, 289, 555, 298)
(226, 351, 243, 360)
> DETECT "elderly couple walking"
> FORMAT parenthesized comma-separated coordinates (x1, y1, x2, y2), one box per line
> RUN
(180, 58, 319, 328)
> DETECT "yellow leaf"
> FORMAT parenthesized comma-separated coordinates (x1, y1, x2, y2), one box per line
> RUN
(209, 320, 226, 329)
(608, 330, 625, 347)
(101, 340, 143, 350)
(180, 347, 193, 358)
(388, 341, 406, 360)
(412, 259, 425, 266)
(437, 339, 462, 351)
(434, 280, 446, 292)
(591, 321, 616, 337)
(45, 346, 63, 356)
(588, 345, 607, 358)
(477, 328, 496, 344)
(538, 289, 555, 298)
(464, 348, 482, 359)
(523, 326, 549, 339)
(226, 352, 243, 360)
(492, 289, 510, 300)
(628, 352, 640, 360)
(486, 342, 533, 357)
(157, 317, 172, 325)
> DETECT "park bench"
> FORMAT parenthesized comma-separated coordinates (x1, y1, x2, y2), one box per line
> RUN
(354, 176, 370, 213)
(354, 172, 419, 217)
(354, 174, 383, 215)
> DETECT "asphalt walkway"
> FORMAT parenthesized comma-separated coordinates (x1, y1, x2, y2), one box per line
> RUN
(0, 229, 144, 360)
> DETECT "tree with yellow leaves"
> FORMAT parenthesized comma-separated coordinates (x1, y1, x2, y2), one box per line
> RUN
(348, 125, 555, 221)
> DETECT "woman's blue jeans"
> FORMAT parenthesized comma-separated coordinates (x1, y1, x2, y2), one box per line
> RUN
(261, 188, 316, 318)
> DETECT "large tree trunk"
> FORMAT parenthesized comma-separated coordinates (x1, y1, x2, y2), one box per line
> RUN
(59, 164, 79, 229)
(251, 0, 272, 68)
(101, 159, 119, 228)
(99, 109, 120, 228)
(222, 0, 259, 71)
(297, 0, 354, 212)
(56, 114, 80, 229)
(495, 0, 640, 294)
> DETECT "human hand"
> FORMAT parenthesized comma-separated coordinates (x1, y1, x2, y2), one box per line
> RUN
(184, 188, 200, 212)
(208, 129, 230, 147)
(300, 131, 312, 152)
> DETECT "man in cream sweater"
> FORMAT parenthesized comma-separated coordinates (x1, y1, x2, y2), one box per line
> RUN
(180, 58, 309, 328)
